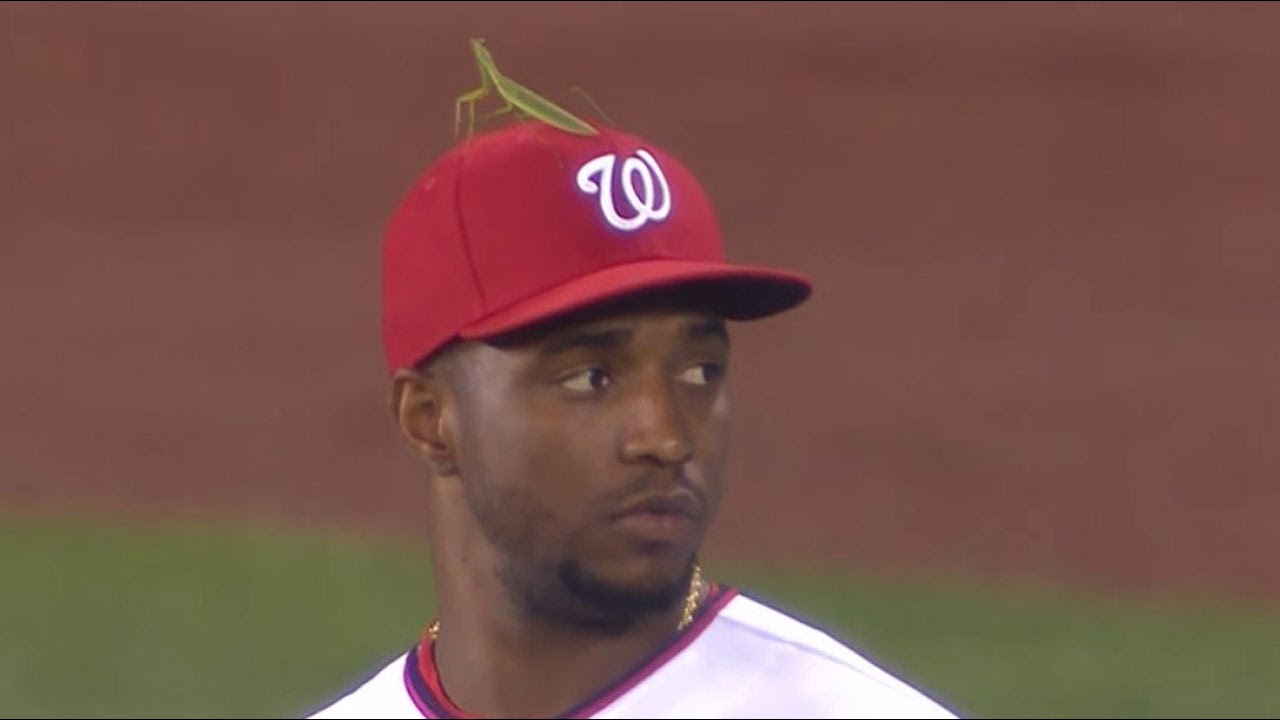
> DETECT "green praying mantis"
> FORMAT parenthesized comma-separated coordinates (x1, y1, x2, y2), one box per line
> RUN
(454, 38, 601, 139)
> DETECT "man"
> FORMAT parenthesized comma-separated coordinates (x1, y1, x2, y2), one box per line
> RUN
(308, 116, 957, 718)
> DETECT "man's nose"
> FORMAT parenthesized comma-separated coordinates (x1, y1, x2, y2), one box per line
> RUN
(619, 380, 693, 467)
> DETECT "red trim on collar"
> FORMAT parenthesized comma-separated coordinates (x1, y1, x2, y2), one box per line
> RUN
(414, 627, 482, 719)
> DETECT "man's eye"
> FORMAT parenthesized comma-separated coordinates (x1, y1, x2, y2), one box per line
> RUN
(678, 363, 723, 386)
(561, 368, 611, 393)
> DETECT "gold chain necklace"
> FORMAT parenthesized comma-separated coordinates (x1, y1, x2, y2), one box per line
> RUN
(426, 564, 704, 641)
(679, 563, 704, 630)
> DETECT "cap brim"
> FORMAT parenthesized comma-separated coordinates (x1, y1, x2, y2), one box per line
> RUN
(459, 259, 812, 340)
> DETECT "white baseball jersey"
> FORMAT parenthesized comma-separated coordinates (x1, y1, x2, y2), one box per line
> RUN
(307, 585, 958, 719)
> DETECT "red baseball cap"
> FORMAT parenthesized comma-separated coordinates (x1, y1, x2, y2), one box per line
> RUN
(381, 120, 812, 373)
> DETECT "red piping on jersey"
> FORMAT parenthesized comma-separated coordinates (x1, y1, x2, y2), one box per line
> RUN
(402, 584, 738, 719)
(404, 637, 480, 719)
(403, 658, 437, 719)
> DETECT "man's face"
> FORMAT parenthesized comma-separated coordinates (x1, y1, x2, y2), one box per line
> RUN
(446, 297, 732, 630)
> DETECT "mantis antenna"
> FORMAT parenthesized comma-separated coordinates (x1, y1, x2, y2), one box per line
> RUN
(454, 39, 600, 138)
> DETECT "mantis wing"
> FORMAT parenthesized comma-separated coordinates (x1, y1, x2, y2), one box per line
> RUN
(463, 38, 600, 138)
(492, 73, 599, 136)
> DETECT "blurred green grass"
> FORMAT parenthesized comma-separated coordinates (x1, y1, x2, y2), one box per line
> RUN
(2, 515, 1279, 718)
(718, 565, 1280, 719)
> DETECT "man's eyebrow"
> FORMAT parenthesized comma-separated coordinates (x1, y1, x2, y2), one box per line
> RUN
(539, 327, 632, 357)
(688, 318, 729, 345)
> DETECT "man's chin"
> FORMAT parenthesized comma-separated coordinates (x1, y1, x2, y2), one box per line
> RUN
(557, 560, 694, 632)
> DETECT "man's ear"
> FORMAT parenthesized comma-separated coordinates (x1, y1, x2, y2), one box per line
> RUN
(390, 368, 460, 478)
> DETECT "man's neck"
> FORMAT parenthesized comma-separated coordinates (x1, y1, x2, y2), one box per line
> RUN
(423, 487, 702, 717)
(430, 602, 686, 718)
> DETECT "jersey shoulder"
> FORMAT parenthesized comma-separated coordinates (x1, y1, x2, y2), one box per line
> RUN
(304, 650, 420, 720)
(705, 592, 958, 718)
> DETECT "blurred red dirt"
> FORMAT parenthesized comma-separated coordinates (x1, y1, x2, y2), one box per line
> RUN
(3, 3, 1280, 603)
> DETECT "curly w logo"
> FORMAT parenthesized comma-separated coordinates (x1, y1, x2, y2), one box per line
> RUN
(575, 150, 672, 232)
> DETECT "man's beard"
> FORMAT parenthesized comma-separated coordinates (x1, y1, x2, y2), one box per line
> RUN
(500, 555, 697, 636)
(464, 473, 700, 635)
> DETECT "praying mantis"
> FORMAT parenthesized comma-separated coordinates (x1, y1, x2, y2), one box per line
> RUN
(454, 38, 601, 138)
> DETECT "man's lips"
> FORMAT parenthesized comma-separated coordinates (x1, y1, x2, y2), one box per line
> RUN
(611, 491, 701, 544)
(612, 491, 700, 521)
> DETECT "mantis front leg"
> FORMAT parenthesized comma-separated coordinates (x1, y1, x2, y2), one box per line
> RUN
(454, 86, 489, 139)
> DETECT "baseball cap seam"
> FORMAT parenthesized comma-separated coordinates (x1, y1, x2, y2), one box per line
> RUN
(452, 147, 489, 311)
